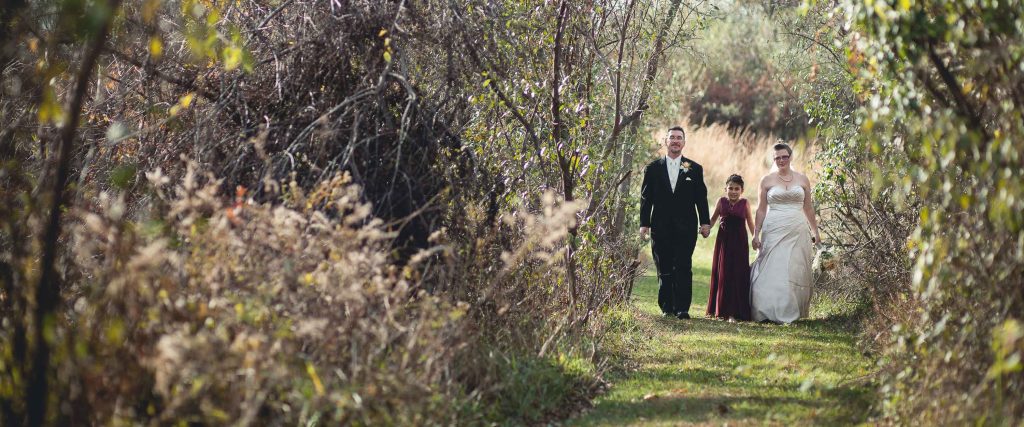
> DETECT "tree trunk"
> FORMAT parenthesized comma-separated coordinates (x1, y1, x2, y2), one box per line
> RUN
(609, 0, 683, 240)
(27, 2, 119, 424)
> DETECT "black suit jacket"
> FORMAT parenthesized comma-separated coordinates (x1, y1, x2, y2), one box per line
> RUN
(639, 156, 711, 236)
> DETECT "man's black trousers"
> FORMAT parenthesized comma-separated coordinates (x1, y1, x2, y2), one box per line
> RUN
(652, 231, 698, 316)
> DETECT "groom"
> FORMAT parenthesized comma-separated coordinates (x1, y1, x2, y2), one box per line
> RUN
(639, 126, 711, 319)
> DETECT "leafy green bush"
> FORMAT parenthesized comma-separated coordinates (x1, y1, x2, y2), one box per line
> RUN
(810, 0, 1024, 422)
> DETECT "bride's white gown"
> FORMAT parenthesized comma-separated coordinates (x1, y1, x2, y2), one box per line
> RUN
(750, 185, 813, 323)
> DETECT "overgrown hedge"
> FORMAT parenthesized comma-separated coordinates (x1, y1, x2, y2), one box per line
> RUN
(810, 0, 1024, 422)
(1, 0, 688, 424)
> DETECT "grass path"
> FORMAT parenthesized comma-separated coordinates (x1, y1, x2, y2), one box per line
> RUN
(568, 233, 875, 426)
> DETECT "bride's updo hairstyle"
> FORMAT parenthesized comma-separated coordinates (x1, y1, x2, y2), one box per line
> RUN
(725, 174, 745, 189)
(768, 141, 794, 171)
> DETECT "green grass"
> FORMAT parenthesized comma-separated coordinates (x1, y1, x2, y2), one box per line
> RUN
(569, 231, 875, 426)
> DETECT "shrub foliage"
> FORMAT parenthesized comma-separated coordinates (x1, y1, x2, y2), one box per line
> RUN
(808, 0, 1024, 421)
(0, 0, 703, 424)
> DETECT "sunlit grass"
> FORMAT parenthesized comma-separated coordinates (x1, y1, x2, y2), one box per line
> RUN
(572, 231, 874, 426)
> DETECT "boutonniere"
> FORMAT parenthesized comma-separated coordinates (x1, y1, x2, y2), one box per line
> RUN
(680, 161, 691, 173)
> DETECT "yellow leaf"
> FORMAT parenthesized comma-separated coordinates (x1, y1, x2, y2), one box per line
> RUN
(306, 362, 326, 396)
(383, 50, 392, 63)
(38, 89, 64, 125)
(223, 46, 243, 71)
(448, 308, 465, 321)
(106, 320, 125, 344)
(206, 8, 221, 25)
(149, 36, 164, 59)
(873, 2, 885, 16)
(962, 81, 973, 95)
(179, 92, 195, 107)
(378, 28, 388, 37)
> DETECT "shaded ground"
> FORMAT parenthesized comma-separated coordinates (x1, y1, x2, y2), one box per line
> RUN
(569, 233, 875, 426)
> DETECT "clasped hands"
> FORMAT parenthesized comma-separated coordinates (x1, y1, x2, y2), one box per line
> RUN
(638, 225, 711, 240)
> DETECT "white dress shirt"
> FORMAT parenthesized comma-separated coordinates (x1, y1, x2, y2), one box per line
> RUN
(666, 155, 681, 192)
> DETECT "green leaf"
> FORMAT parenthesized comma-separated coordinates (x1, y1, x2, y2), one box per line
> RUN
(110, 164, 137, 190)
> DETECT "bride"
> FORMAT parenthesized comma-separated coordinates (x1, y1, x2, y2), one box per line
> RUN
(749, 143, 820, 324)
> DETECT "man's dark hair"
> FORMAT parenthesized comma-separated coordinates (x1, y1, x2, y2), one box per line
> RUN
(773, 142, 793, 155)
(726, 174, 744, 188)
(668, 126, 686, 137)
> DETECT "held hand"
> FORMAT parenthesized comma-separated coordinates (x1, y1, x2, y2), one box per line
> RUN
(752, 237, 761, 251)
(700, 224, 711, 238)
(640, 227, 650, 240)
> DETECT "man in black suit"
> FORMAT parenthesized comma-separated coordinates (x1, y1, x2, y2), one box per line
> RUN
(639, 126, 711, 319)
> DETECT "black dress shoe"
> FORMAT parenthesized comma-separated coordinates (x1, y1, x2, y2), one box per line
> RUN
(662, 312, 675, 317)
(676, 312, 691, 319)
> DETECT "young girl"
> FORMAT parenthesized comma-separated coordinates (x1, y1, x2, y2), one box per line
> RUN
(706, 174, 756, 321)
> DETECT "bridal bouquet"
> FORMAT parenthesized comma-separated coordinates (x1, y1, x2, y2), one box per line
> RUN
(812, 243, 838, 277)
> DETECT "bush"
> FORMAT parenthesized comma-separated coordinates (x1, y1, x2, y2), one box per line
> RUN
(1, 0, 687, 423)
(1, 164, 610, 424)
(667, 3, 813, 140)
(810, 0, 1024, 422)
(56, 170, 467, 423)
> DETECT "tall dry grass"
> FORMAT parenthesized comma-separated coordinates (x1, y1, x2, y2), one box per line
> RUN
(647, 122, 818, 207)
(0, 160, 606, 424)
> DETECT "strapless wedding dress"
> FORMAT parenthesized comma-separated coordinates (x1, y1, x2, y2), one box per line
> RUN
(750, 185, 813, 323)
